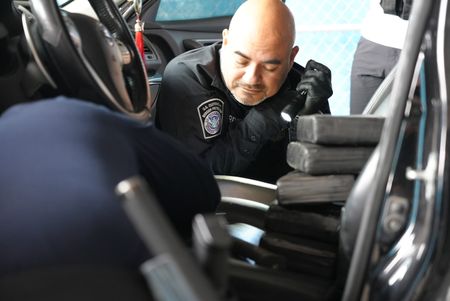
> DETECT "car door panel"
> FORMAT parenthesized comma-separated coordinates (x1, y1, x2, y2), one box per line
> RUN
(142, 17, 229, 74)
(125, 0, 233, 119)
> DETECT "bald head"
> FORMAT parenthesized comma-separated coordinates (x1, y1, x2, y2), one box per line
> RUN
(229, 0, 296, 49)
(220, 0, 299, 106)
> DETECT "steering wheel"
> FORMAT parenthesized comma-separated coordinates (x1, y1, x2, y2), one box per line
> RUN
(21, 0, 150, 121)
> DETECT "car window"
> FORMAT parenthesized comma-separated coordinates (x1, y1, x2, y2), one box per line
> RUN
(152, 0, 376, 116)
(156, 0, 245, 21)
(156, 0, 371, 115)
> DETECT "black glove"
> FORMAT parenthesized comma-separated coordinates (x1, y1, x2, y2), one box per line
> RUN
(243, 89, 299, 142)
(296, 59, 333, 115)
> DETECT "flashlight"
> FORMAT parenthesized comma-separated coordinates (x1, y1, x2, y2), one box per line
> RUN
(280, 89, 308, 122)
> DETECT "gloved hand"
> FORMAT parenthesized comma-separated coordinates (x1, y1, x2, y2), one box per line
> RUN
(296, 59, 333, 115)
(243, 89, 300, 141)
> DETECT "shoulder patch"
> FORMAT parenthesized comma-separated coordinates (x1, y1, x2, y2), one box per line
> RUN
(197, 98, 224, 139)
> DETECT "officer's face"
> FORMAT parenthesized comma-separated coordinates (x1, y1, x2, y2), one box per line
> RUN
(220, 28, 298, 106)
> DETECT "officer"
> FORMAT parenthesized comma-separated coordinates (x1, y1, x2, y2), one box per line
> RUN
(156, 0, 332, 183)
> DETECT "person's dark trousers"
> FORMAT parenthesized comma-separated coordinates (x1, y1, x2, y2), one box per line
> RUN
(350, 37, 401, 114)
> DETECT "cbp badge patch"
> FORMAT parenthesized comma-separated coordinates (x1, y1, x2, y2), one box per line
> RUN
(197, 98, 224, 139)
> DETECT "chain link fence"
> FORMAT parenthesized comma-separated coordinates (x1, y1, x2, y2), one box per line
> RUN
(287, 0, 370, 115)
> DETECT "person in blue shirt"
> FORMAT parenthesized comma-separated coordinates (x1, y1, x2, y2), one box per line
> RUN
(0, 97, 220, 277)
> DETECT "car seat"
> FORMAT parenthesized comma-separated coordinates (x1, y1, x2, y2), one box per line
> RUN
(210, 67, 398, 301)
(109, 112, 385, 301)
(214, 113, 385, 301)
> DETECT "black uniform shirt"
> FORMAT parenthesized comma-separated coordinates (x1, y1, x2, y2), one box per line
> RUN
(156, 43, 306, 183)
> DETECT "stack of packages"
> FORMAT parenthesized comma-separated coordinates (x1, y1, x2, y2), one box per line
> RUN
(259, 115, 385, 279)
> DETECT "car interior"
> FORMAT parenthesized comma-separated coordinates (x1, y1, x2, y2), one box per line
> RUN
(1, 0, 450, 300)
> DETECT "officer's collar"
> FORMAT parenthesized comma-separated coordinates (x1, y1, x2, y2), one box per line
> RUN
(211, 44, 229, 94)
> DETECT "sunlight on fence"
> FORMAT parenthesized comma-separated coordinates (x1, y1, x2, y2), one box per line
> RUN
(287, 0, 370, 115)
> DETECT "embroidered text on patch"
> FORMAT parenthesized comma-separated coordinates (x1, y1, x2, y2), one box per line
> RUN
(197, 98, 224, 139)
